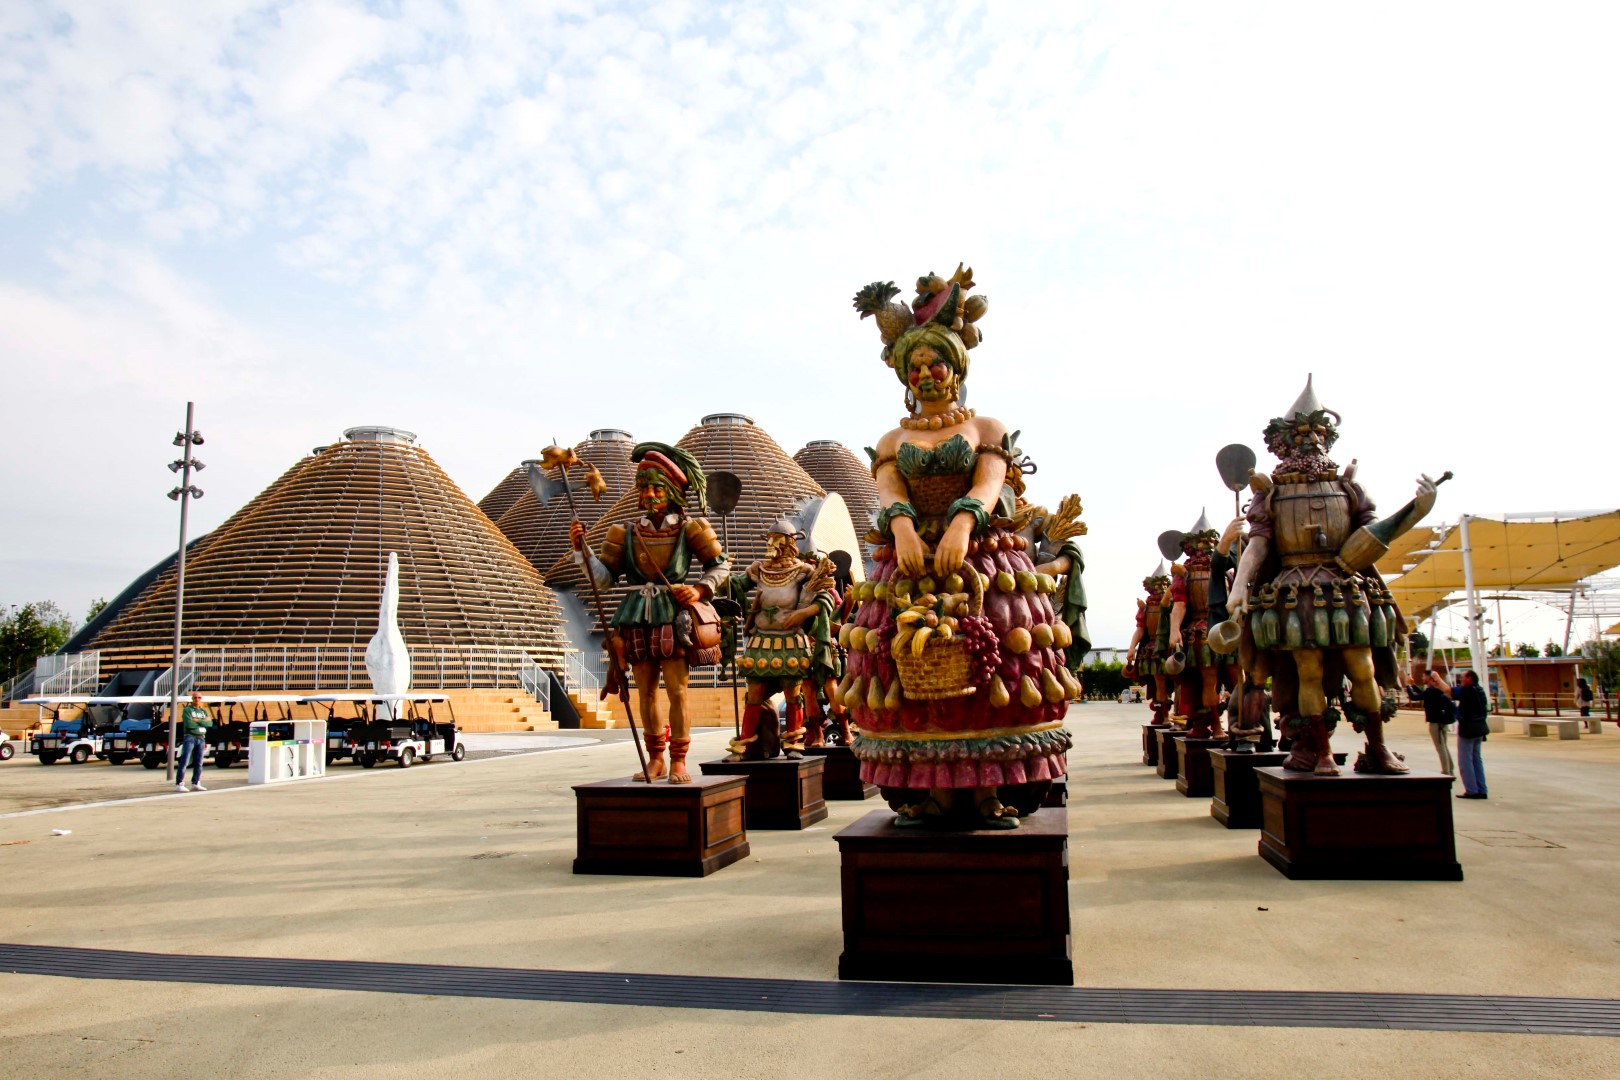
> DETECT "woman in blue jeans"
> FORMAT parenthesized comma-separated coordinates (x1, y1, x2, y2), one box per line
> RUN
(1452, 670, 1490, 799)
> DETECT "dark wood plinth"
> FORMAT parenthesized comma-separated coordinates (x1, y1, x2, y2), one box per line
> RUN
(1256, 767, 1462, 881)
(1209, 750, 1289, 827)
(1174, 737, 1225, 797)
(699, 756, 829, 829)
(1042, 778, 1068, 808)
(572, 774, 750, 877)
(805, 746, 877, 801)
(835, 808, 1072, 985)
(1210, 751, 1345, 828)
(1142, 724, 1172, 766)
(1155, 728, 1185, 779)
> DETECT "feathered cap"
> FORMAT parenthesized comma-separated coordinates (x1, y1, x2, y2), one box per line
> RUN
(854, 262, 988, 385)
(631, 442, 708, 513)
(1263, 373, 1341, 450)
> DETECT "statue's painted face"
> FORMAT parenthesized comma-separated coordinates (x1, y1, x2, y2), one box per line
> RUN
(905, 344, 957, 403)
(766, 531, 798, 560)
(1182, 534, 1217, 559)
(639, 476, 675, 517)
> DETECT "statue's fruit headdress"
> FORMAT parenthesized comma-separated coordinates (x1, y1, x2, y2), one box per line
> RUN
(1143, 560, 1170, 591)
(853, 262, 988, 385)
(631, 442, 708, 513)
(1263, 374, 1341, 454)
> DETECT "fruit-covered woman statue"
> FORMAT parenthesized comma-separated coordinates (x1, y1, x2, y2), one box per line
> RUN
(842, 265, 1082, 829)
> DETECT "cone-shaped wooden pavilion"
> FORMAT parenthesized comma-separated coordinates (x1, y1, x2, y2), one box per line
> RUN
(546, 414, 828, 626)
(793, 440, 880, 538)
(88, 425, 569, 687)
(493, 429, 637, 577)
(476, 467, 530, 522)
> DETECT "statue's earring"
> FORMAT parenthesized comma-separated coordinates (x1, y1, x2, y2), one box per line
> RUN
(956, 381, 968, 408)
(904, 387, 919, 415)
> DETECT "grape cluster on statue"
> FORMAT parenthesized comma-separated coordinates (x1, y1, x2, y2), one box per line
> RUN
(842, 263, 1083, 830)
(726, 519, 839, 760)
(1226, 377, 1444, 775)
(1124, 562, 1173, 724)
(571, 443, 729, 784)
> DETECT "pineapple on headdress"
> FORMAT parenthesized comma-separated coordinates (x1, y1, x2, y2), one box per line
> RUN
(853, 261, 990, 362)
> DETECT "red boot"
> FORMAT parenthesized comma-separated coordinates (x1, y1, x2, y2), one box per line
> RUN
(727, 704, 764, 761)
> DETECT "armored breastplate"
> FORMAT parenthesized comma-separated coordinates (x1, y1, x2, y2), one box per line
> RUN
(1271, 480, 1353, 566)
(630, 525, 682, 581)
(753, 574, 809, 632)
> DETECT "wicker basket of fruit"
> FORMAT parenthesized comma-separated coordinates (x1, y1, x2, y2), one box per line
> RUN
(891, 562, 985, 700)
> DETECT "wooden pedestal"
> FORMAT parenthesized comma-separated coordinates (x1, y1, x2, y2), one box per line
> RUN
(1256, 767, 1463, 880)
(805, 745, 877, 801)
(835, 808, 1073, 985)
(573, 774, 750, 877)
(1174, 737, 1224, 797)
(1155, 728, 1185, 780)
(699, 756, 829, 830)
(1042, 777, 1068, 808)
(1209, 750, 1289, 828)
(1142, 724, 1172, 766)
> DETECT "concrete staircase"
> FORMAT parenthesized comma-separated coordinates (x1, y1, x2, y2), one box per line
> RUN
(441, 689, 557, 732)
(567, 688, 621, 729)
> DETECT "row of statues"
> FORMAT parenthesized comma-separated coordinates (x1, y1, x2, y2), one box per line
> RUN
(568, 264, 1092, 830)
(1128, 377, 1441, 775)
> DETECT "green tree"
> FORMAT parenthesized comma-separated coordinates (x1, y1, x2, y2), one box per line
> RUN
(1544, 641, 1564, 657)
(1516, 642, 1540, 658)
(1407, 630, 1430, 655)
(85, 597, 107, 622)
(1579, 639, 1620, 692)
(0, 602, 75, 680)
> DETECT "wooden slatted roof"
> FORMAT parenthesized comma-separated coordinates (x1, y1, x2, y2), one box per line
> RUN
(88, 426, 569, 672)
(545, 414, 827, 627)
(794, 439, 880, 538)
(494, 429, 637, 577)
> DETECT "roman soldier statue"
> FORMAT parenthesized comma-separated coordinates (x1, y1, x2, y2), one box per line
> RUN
(1167, 510, 1234, 739)
(1124, 562, 1173, 724)
(571, 442, 729, 783)
(728, 519, 838, 760)
(1227, 376, 1441, 775)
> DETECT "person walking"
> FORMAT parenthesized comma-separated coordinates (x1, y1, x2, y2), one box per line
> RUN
(1421, 669, 1456, 776)
(1576, 677, 1595, 727)
(1452, 670, 1490, 799)
(175, 691, 212, 793)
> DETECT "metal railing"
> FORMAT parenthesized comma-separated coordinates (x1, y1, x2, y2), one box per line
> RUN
(35, 651, 101, 696)
(127, 645, 565, 694)
(1494, 691, 1615, 720)
(518, 653, 552, 711)
(1, 669, 34, 704)
(152, 650, 197, 699)
(563, 651, 601, 695)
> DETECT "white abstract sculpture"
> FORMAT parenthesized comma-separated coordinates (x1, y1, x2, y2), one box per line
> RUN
(366, 552, 412, 721)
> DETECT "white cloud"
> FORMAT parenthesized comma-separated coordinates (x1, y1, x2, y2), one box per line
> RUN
(2, 1, 1619, 644)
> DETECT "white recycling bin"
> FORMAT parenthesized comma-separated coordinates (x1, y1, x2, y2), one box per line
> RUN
(248, 718, 327, 785)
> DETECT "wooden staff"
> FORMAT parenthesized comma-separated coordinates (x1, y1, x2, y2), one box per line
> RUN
(552, 444, 650, 783)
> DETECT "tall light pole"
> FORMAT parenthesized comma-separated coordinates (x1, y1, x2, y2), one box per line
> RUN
(165, 402, 204, 782)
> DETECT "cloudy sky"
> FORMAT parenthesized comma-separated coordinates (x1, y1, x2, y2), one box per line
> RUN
(3, 0, 1617, 650)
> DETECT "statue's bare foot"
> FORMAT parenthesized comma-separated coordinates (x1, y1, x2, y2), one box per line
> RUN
(977, 797, 1022, 830)
(1282, 745, 1318, 772)
(1314, 755, 1342, 776)
(634, 757, 668, 782)
(668, 761, 692, 784)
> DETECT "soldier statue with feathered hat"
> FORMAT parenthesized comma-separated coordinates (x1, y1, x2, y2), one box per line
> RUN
(571, 442, 730, 783)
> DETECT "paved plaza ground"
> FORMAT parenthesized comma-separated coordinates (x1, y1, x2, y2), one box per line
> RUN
(2, 704, 1617, 1078)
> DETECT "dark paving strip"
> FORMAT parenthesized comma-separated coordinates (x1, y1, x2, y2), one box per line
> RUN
(3, 943, 1616, 1037)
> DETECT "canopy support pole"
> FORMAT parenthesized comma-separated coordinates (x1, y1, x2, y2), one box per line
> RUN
(1563, 584, 1579, 654)
(1460, 514, 1489, 698)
